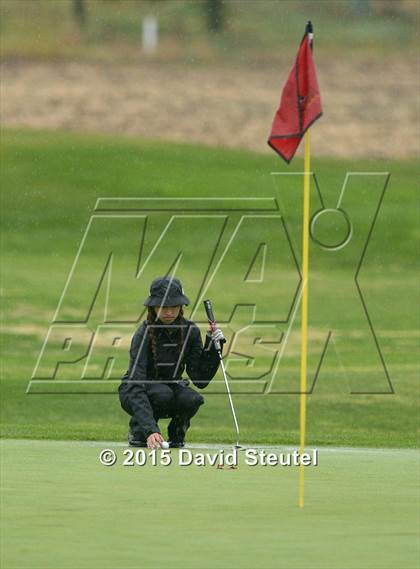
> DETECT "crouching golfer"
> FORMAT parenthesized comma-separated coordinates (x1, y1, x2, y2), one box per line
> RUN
(119, 277, 225, 449)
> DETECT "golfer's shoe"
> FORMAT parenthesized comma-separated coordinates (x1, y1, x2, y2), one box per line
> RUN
(128, 429, 147, 447)
(168, 441, 185, 449)
(167, 416, 190, 448)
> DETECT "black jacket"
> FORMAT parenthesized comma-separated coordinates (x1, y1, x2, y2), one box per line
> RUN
(118, 317, 221, 436)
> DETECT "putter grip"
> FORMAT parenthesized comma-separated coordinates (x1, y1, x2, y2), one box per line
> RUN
(203, 299, 216, 323)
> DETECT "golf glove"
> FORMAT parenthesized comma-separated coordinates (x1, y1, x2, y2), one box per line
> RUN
(211, 328, 226, 345)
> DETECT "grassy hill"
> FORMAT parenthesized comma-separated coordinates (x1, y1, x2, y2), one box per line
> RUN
(0, 0, 417, 63)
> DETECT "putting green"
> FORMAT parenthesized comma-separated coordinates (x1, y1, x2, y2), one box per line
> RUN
(1, 440, 418, 569)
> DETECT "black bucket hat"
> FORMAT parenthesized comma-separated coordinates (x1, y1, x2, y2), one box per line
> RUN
(143, 276, 190, 307)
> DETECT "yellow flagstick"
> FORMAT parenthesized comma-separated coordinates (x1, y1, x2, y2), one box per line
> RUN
(299, 129, 311, 508)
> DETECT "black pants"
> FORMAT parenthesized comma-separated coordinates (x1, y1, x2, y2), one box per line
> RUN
(121, 381, 204, 442)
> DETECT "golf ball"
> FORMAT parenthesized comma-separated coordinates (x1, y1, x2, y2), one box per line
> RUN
(161, 441, 169, 450)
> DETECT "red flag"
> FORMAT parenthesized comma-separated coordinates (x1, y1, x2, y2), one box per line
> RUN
(268, 29, 322, 163)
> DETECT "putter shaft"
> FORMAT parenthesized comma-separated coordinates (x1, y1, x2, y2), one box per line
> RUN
(218, 352, 240, 447)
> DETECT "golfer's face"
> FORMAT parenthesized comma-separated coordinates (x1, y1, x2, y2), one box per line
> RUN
(155, 305, 181, 324)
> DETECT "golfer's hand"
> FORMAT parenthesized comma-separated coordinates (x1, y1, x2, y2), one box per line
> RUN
(147, 432, 164, 449)
(211, 327, 226, 345)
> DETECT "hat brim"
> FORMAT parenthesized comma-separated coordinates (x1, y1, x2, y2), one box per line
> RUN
(144, 294, 190, 307)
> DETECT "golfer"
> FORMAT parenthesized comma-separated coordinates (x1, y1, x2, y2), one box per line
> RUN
(119, 276, 225, 449)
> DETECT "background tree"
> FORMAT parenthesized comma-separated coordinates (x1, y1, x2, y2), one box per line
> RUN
(72, 0, 86, 30)
(204, 0, 224, 33)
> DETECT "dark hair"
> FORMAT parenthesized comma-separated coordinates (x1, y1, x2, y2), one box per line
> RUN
(146, 306, 186, 379)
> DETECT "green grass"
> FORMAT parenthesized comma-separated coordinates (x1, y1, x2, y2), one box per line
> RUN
(0, 128, 418, 569)
(0, 129, 418, 448)
(1, 440, 419, 569)
(0, 0, 417, 63)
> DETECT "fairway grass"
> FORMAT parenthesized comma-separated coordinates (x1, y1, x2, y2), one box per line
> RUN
(1, 439, 418, 569)
(1, 129, 418, 448)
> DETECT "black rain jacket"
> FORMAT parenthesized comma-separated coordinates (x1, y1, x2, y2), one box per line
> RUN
(118, 317, 221, 437)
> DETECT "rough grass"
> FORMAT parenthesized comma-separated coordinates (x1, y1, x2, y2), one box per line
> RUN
(0, 0, 417, 63)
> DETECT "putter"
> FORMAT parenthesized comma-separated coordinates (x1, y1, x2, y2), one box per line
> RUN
(203, 299, 241, 449)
